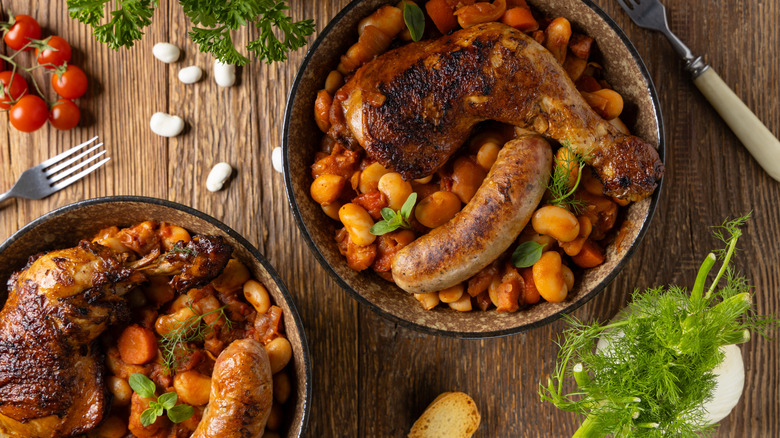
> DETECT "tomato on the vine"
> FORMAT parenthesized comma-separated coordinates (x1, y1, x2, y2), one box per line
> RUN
(0, 70, 29, 109)
(35, 36, 72, 69)
(9, 95, 48, 132)
(48, 99, 80, 130)
(3, 15, 41, 51)
(51, 65, 88, 99)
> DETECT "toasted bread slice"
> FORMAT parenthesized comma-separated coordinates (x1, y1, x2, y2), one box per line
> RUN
(408, 392, 480, 438)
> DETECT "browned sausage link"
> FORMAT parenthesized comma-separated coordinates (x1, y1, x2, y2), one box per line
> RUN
(191, 339, 272, 438)
(391, 135, 552, 294)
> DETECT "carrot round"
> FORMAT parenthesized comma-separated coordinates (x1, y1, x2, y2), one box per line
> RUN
(501, 7, 538, 32)
(426, 0, 458, 34)
(571, 239, 606, 268)
(118, 325, 159, 365)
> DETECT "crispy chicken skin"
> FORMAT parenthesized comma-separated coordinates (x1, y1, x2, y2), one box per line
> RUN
(0, 242, 136, 437)
(330, 22, 663, 201)
(0, 235, 232, 438)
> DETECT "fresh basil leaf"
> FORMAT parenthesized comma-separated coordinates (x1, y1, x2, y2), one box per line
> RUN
(400, 192, 418, 219)
(167, 404, 195, 423)
(512, 241, 546, 268)
(380, 208, 396, 222)
(370, 220, 398, 236)
(402, 1, 425, 42)
(158, 392, 178, 410)
(140, 408, 159, 427)
(129, 373, 156, 399)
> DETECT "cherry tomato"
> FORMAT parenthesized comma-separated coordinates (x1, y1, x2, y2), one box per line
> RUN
(48, 99, 80, 130)
(0, 71, 29, 109)
(3, 15, 41, 51)
(51, 65, 88, 99)
(9, 95, 48, 132)
(35, 36, 72, 69)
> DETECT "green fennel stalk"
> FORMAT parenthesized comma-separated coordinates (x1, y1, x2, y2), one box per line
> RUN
(539, 213, 778, 437)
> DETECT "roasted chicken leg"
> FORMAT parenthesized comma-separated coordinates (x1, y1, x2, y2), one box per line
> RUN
(0, 236, 231, 438)
(329, 22, 663, 201)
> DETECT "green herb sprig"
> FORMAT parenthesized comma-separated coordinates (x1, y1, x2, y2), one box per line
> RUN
(66, 0, 315, 65)
(401, 1, 425, 42)
(539, 213, 778, 437)
(548, 141, 586, 212)
(129, 373, 194, 426)
(370, 192, 417, 236)
(512, 241, 546, 268)
(159, 305, 232, 373)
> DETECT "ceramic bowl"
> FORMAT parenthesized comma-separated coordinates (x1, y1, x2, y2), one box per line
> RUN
(284, 0, 664, 337)
(0, 196, 311, 437)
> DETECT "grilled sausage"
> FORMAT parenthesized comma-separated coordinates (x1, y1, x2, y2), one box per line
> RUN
(391, 135, 552, 294)
(191, 339, 273, 438)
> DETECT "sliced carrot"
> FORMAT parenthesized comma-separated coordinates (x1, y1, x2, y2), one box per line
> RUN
(426, 0, 459, 34)
(571, 239, 605, 268)
(118, 325, 158, 365)
(506, 0, 529, 7)
(501, 7, 538, 32)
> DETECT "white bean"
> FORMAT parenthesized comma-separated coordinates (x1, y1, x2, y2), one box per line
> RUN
(149, 112, 184, 137)
(272, 147, 283, 173)
(214, 60, 236, 87)
(177, 65, 203, 84)
(206, 162, 233, 192)
(152, 42, 180, 63)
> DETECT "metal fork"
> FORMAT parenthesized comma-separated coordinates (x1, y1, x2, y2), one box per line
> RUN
(0, 136, 110, 203)
(617, 0, 780, 182)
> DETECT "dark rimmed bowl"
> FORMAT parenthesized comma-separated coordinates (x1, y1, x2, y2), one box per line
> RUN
(284, 0, 664, 338)
(0, 196, 311, 437)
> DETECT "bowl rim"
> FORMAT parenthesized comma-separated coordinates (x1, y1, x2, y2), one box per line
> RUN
(0, 195, 313, 437)
(283, 0, 665, 338)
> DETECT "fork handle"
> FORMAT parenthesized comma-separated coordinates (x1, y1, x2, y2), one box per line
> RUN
(0, 190, 11, 204)
(694, 67, 780, 182)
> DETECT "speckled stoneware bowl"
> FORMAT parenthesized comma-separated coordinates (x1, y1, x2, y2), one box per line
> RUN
(0, 196, 310, 437)
(284, 0, 664, 337)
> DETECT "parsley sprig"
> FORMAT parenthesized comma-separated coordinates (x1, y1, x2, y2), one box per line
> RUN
(548, 141, 587, 212)
(539, 213, 779, 437)
(370, 192, 417, 236)
(129, 373, 194, 426)
(66, 0, 315, 65)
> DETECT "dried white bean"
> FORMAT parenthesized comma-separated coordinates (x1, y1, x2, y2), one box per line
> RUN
(152, 43, 180, 63)
(272, 147, 283, 173)
(206, 162, 233, 192)
(178, 66, 202, 84)
(214, 60, 236, 87)
(149, 112, 184, 137)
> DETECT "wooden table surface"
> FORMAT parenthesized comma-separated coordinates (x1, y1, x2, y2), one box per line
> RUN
(1, 1, 778, 436)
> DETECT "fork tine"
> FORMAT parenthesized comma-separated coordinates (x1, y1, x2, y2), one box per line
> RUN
(39, 136, 99, 168)
(45, 143, 105, 176)
(51, 157, 111, 191)
(48, 151, 107, 184)
(616, 0, 635, 11)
